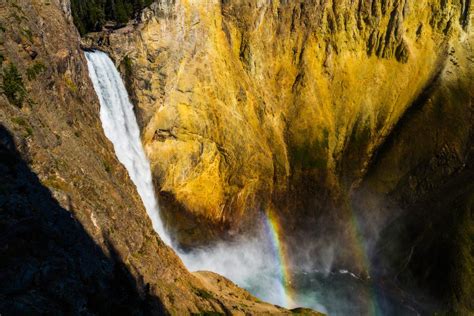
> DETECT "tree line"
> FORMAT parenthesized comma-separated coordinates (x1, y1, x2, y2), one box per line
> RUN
(71, 0, 154, 35)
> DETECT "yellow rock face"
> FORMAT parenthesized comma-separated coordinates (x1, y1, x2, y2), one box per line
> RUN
(93, 0, 472, 245)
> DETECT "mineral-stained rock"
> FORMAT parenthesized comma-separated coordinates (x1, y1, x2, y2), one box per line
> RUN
(90, 0, 472, 246)
(0, 0, 315, 314)
(83, 0, 473, 312)
(354, 23, 474, 313)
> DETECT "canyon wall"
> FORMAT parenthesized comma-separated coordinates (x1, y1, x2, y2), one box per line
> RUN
(92, 0, 472, 244)
(0, 0, 317, 314)
(85, 0, 473, 312)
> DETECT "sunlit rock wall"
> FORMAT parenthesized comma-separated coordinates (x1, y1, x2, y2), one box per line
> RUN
(89, 0, 472, 249)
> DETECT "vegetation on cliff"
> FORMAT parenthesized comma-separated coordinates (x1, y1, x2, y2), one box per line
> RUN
(71, 0, 153, 35)
(1, 63, 26, 107)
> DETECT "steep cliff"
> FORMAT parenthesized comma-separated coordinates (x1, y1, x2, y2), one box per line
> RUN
(356, 21, 474, 313)
(0, 0, 320, 314)
(88, 0, 471, 244)
(83, 0, 473, 312)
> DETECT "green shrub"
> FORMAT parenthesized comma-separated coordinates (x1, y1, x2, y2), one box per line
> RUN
(21, 28, 33, 42)
(11, 116, 27, 126)
(123, 55, 133, 76)
(121, 55, 134, 91)
(11, 116, 33, 137)
(103, 160, 111, 173)
(194, 288, 213, 300)
(1, 63, 27, 107)
(64, 75, 78, 93)
(26, 62, 46, 80)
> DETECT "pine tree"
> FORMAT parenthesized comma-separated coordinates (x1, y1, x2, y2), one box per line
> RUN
(71, 0, 153, 35)
(1, 64, 27, 107)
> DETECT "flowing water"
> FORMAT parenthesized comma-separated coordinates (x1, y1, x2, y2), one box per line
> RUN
(85, 51, 171, 246)
(85, 50, 286, 306)
(85, 50, 419, 315)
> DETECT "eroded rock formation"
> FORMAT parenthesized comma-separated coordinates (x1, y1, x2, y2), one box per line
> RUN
(0, 0, 320, 314)
(88, 0, 470, 243)
(83, 0, 473, 312)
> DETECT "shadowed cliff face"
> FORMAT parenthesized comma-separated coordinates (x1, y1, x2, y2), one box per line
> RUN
(0, 0, 190, 313)
(82, 0, 473, 312)
(354, 29, 474, 312)
(0, 124, 165, 314)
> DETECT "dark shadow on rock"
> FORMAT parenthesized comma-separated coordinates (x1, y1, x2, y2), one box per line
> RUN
(0, 124, 165, 315)
(371, 158, 474, 314)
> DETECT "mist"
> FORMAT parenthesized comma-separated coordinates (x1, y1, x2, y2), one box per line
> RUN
(86, 49, 424, 316)
(178, 225, 290, 308)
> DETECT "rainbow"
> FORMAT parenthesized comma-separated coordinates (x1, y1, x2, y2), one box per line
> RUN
(263, 210, 295, 308)
(263, 207, 384, 313)
(347, 209, 381, 315)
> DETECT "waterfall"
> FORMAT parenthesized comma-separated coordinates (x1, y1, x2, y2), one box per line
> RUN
(84, 50, 426, 315)
(85, 50, 294, 309)
(85, 51, 171, 246)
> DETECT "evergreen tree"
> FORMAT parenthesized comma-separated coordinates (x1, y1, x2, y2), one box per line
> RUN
(71, 0, 154, 35)
(1, 64, 27, 107)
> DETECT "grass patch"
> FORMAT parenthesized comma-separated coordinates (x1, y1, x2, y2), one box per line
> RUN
(25, 126, 33, 137)
(123, 55, 133, 76)
(9, 12, 23, 24)
(11, 117, 32, 136)
(103, 160, 111, 173)
(21, 28, 33, 42)
(122, 55, 134, 88)
(11, 116, 27, 126)
(42, 176, 68, 191)
(11, 2, 24, 12)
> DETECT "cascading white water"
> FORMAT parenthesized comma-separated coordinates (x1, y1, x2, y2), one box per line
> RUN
(85, 50, 424, 315)
(85, 51, 171, 246)
(84, 50, 317, 311)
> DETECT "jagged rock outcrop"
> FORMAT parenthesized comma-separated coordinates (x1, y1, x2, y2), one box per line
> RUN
(0, 0, 321, 314)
